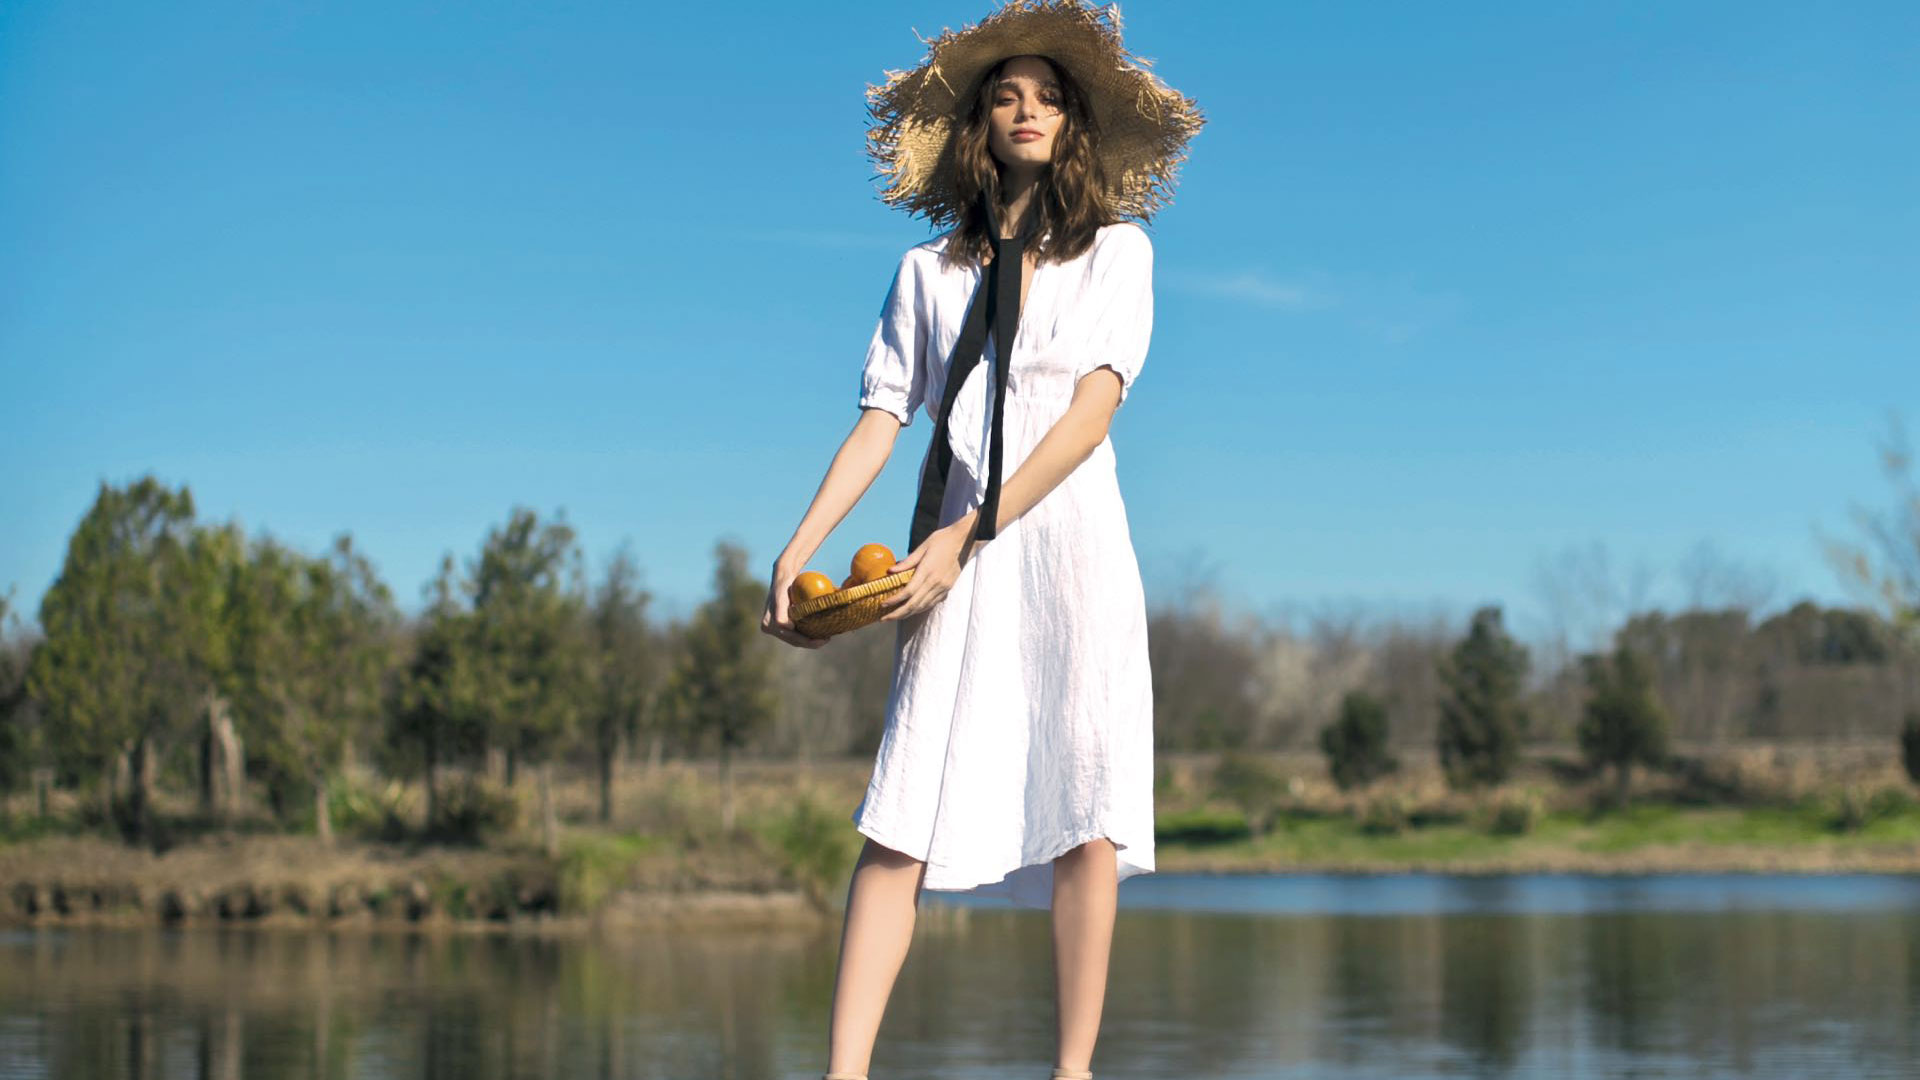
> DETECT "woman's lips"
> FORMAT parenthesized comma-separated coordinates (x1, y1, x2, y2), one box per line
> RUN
(1012, 131, 1043, 141)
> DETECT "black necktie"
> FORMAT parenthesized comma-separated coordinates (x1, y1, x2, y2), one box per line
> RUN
(909, 195, 1022, 556)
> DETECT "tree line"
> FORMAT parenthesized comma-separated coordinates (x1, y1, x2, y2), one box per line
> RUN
(1, 470, 1917, 848)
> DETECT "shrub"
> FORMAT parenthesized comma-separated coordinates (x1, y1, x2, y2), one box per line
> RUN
(762, 793, 862, 910)
(1828, 784, 1912, 833)
(426, 776, 518, 845)
(556, 832, 656, 913)
(1210, 749, 1291, 838)
(1319, 690, 1399, 791)
(327, 775, 415, 840)
(1359, 793, 1409, 836)
(1488, 789, 1543, 836)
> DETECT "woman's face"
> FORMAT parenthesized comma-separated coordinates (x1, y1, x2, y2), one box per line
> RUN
(985, 55, 1064, 170)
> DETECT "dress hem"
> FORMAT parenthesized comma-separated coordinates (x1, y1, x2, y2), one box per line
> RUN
(850, 809, 1154, 909)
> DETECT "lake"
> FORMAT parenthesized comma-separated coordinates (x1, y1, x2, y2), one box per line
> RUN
(3, 873, 1917, 1079)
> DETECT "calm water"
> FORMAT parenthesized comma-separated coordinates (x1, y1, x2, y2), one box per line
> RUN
(3, 873, 1918, 1079)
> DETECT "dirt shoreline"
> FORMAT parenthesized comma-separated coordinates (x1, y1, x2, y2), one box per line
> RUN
(5, 831, 1919, 932)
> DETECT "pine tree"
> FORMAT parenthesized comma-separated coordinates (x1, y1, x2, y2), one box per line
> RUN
(1435, 605, 1531, 790)
(1319, 689, 1399, 791)
(586, 546, 658, 823)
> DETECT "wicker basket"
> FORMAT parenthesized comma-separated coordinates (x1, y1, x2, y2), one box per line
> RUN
(790, 569, 915, 639)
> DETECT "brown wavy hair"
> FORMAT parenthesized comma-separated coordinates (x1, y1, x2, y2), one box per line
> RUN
(939, 54, 1125, 271)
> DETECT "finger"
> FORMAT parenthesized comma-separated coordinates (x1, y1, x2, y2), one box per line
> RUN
(891, 586, 934, 622)
(881, 583, 921, 619)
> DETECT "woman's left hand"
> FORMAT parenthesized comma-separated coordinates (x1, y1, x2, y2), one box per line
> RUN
(877, 517, 985, 622)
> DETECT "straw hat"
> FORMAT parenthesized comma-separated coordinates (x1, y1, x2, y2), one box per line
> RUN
(865, 0, 1205, 227)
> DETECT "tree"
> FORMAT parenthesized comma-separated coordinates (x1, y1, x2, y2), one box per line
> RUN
(585, 545, 658, 823)
(0, 593, 42, 808)
(466, 508, 589, 855)
(228, 534, 397, 842)
(1319, 689, 1399, 791)
(1820, 413, 1920, 644)
(659, 540, 777, 832)
(178, 522, 249, 823)
(1901, 710, 1920, 788)
(388, 556, 486, 830)
(27, 477, 202, 842)
(1435, 605, 1531, 790)
(1576, 644, 1671, 805)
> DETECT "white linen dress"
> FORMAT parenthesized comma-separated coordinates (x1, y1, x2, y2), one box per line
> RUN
(849, 221, 1157, 909)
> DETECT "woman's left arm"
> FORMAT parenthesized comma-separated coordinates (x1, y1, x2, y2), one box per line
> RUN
(877, 371, 1121, 621)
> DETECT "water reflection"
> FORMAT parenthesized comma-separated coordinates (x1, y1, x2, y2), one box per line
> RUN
(2, 874, 1917, 1079)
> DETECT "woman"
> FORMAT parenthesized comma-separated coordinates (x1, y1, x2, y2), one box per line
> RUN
(760, 3, 1202, 1078)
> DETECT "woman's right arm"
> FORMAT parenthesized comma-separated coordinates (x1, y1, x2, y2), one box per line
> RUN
(763, 248, 926, 648)
(760, 407, 906, 648)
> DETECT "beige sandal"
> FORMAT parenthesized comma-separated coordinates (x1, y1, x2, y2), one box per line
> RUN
(823, 1073, 867, 1080)
(1052, 1069, 1094, 1080)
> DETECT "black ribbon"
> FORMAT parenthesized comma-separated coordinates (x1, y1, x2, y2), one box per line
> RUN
(909, 195, 1022, 556)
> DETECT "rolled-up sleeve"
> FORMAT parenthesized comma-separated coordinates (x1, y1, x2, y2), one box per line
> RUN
(858, 250, 927, 426)
(1070, 223, 1153, 407)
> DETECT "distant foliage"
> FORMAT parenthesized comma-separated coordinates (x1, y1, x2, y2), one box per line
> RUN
(764, 793, 862, 910)
(1577, 645, 1672, 805)
(1902, 711, 1920, 787)
(1319, 689, 1399, 791)
(0, 594, 31, 791)
(658, 541, 778, 831)
(1435, 606, 1531, 790)
(1209, 748, 1290, 838)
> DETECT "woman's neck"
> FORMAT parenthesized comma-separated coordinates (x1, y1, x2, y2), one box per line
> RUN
(998, 167, 1044, 238)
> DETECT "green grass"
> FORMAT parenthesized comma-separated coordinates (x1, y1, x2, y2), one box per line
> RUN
(555, 831, 664, 913)
(1153, 799, 1920, 870)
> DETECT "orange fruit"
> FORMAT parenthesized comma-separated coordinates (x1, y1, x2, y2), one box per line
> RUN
(849, 542, 897, 585)
(788, 571, 836, 606)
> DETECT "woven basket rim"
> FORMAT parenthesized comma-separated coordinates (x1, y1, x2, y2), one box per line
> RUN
(790, 568, 915, 620)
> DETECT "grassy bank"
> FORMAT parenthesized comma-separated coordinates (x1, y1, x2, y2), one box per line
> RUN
(1154, 801, 1920, 874)
(3, 744, 1917, 929)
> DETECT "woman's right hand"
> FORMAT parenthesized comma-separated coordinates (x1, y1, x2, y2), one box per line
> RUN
(763, 562, 830, 649)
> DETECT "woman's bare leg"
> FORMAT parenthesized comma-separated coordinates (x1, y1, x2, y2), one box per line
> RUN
(826, 837, 926, 1077)
(1051, 836, 1118, 1072)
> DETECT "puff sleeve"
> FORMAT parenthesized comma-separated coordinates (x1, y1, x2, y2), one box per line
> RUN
(1070, 223, 1154, 407)
(858, 250, 927, 426)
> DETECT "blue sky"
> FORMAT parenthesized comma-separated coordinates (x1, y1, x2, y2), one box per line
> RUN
(3, 1, 1915, 650)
